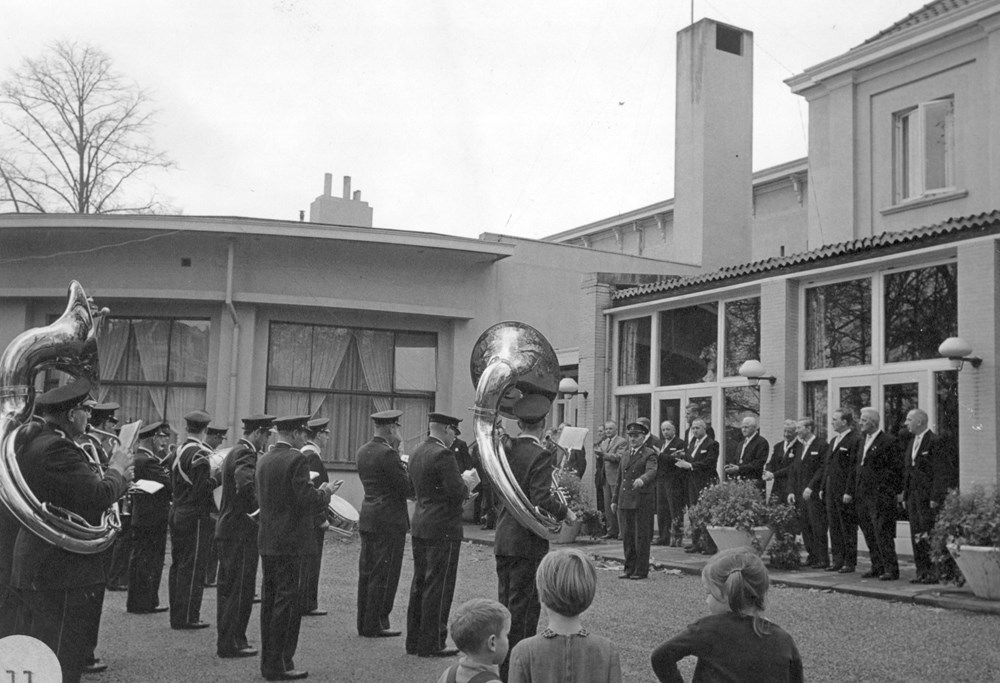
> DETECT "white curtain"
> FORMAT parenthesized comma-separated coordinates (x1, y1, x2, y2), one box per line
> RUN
(96, 318, 130, 401)
(357, 330, 393, 412)
(134, 319, 169, 418)
(309, 326, 352, 414)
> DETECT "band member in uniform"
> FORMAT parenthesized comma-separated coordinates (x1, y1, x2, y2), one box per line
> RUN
(299, 417, 330, 617)
(216, 414, 273, 658)
(356, 409, 411, 638)
(203, 424, 228, 588)
(405, 412, 468, 658)
(9, 378, 133, 683)
(612, 421, 658, 580)
(127, 421, 173, 614)
(257, 415, 337, 681)
(168, 409, 219, 629)
(494, 394, 572, 681)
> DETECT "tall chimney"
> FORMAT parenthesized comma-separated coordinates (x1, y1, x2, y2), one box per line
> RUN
(343, 176, 351, 200)
(323, 173, 333, 197)
(672, 19, 753, 270)
(353, 190, 361, 201)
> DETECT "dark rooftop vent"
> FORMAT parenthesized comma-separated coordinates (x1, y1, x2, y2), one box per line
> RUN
(716, 24, 742, 55)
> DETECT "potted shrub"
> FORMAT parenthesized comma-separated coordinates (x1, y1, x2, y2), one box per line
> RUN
(930, 486, 1000, 599)
(552, 468, 604, 542)
(688, 480, 797, 556)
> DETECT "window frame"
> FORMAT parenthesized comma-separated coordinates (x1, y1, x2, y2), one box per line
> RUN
(892, 96, 955, 204)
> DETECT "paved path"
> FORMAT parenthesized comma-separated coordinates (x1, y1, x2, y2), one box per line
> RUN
(462, 524, 1000, 615)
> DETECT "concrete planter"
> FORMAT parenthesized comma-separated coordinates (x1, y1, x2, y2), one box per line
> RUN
(707, 525, 774, 554)
(948, 544, 1000, 600)
(551, 520, 583, 544)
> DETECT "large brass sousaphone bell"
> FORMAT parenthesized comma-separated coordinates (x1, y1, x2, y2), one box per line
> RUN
(470, 321, 567, 539)
(0, 281, 120, 554)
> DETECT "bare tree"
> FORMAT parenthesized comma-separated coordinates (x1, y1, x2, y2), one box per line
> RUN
(0, 41, 172, 213)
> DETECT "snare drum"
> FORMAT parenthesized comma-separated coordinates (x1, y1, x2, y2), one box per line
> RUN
(325, 494, 360, 539)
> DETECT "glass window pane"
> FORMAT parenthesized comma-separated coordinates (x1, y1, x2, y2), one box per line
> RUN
(924, 99, 953, 191)
(618, 317, 651, 385)
(166, 386, 207, 426)
(883, 382, 919, 440)
(805, 279, 872, 369)
(311, 326, 353, 389)
(803, 381, 828, 441)
(169, 320, 210, 382)
(659, 304, 718, 385)
(884, 264, 957, 363)
(723, 298, 760, 377)
(265, 390, 312, 419)
(268, 323, 312, 387)
(317, 393, 375, 463)
(395, 333, 437, 392)
(132, 319, 169, 382)
(332, 339, 368, 391)
(723, 386, 759, 465)
(395, 396, 433, 456)
(838, 385, 871, 423)
(934, 370, 959, 490)
(617, 395, 651, 428)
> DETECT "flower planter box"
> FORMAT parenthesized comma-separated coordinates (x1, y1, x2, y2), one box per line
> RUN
(948, 544, 1000, 600)
(551, 520, 583, 544)
(707, 525, 774, 554)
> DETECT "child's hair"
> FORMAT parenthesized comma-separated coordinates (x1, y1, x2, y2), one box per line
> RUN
(702, 548, 771, 636)
(449, 598, 511, 654)
(535, 548, 597, 617)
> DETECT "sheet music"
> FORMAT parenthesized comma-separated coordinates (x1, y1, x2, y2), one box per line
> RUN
(132, 479, 164, 494)
(558, 426, 589, 451)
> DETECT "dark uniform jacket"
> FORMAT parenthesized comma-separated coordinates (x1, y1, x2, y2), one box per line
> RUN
(791, 436, 828, 496)
(409, 436, 467, 541)
(902, 430, 950, 506)
(357, 436, 411, 534)
(11, 423, 128, 589)
(494, 436, 567, 558)
(613, 445, 658, 509)
(302, 442, 329, 529)
(849, 431, 901, 506)
(131, 446, 172, 528)
(256, 442, 330, 556)
(818, 429, 861, 499)
(731, 433, 769, 481)
(657, 436, 686, 480)
(171, 437, 218, 527)
(215, 438, 259, 540)
(682, 436, 720, 493)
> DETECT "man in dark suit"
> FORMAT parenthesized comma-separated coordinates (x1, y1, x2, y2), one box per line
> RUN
(612, 421, 658, 579)
(819, 408, 862, 573)
(299, 417, 330, 617)
(683, 402, 715, 443)
(902, 408, 950, 584)
(592, 424, 606, 530)
(127, 421, 173, 614)
(654, 420, 687, 546)
(356, 409, 411, 638)
(594, 421, 626, 539)
(494, 395, 572, 680)
(763, 419, 798, 505)
(215, 414, 273, 659)
(168, 410, 219, 630)
(724, 416, 768, 486)
(846, 408, 902, 581)
(405, 412, 468, 658)
(676, 419, 719, 554)
(10, 379, 133, 683)
(257, 415, 336, 681)
(792, 417, 830, 568)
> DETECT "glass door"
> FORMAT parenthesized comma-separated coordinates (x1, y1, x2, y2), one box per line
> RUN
(652, 388, 719, 477)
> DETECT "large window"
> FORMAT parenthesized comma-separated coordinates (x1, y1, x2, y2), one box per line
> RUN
(723, 386, 758, 464)
(97, 317, 210, 424)
(884, 264, 957, 363)
(659, 303, 718, 385)
(802, 381, 828, 441)
(265, 323, 436, 463)
(618, 317, 651, 385)
(805, 278, 872, 369)
(723, 298, 760, 377)
(893, 97, 954, 203)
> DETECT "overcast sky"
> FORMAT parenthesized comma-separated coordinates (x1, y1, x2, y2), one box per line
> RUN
(2, 0, 915, 239)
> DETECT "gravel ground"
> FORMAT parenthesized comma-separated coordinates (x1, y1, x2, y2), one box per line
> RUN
(89, 535, 1000, 683)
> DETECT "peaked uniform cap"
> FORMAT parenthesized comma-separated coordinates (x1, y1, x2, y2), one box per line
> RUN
(206, 424, 229, 436)
(139, 421, 171, 439)
(274, 415, 310, 432)
(241, 414, 276, 431)
(35, 378, 93, 412)
(306, 418, 330, 431)
(625, 421, 649, 435)
(183, 410, 212, 430)
(512, 394, 551, 423)
(427, 412, 462, 428)
(371, 409, 403, 424)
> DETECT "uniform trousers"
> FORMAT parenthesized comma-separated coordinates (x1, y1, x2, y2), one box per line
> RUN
(620, 503, 655, 577)
(260, 554, 305, 677)
(203, 513, 220, 585)
(496, 554, 543, 683)
(356, 530, 405, 635)
(907, 491, 938, 576)
(798, 497, 829, 565)
(16, 583, 104, 683)
(106, 514, 132, 588)
(168, 515, 212, 627)
(856, 494, 898, 576)
(298, 526, 325, 613)
(126, 523, 168, 612)
(826, 493, 857, 568)
(405, 537, 461, 655)
(601, 478, 620, 537)
(216, 534, 259, 655)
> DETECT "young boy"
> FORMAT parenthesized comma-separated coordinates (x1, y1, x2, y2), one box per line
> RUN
(437, 598, 510, 683)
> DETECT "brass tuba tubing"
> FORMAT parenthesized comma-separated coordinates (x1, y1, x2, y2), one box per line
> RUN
(470, 322, 567, 540)
(0, 281, 119, 554)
